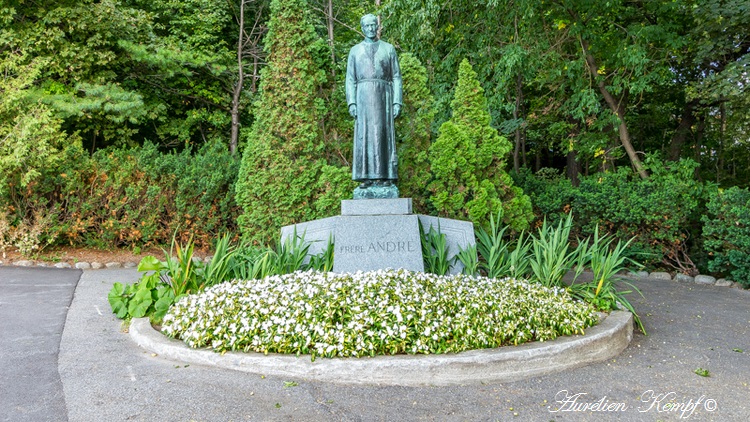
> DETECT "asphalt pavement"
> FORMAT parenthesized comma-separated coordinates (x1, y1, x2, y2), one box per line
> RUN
(2, 266, 749, 421)
(0, 267, 80, 422)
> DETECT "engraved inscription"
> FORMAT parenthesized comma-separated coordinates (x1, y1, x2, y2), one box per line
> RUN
(339, 240, 418, 254)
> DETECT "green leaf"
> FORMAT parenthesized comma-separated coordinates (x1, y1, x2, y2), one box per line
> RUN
(138, 255, 166, 272)
(128, 288, 154, 318)
(107, 282, 125, 306)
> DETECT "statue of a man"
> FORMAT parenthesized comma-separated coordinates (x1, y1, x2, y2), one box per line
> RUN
(346, 14, 402, 189)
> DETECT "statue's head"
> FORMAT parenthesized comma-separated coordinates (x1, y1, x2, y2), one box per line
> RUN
(360, 14, 378, 40)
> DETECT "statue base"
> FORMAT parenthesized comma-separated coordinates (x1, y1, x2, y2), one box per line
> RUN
(353, 184, 399, 199)
(280, 198, 476, 274)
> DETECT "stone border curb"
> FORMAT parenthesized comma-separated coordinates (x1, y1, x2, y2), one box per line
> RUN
(129, 311, 633, 387)
(617, 271, 744, 289)
(1, 256, 214, 270)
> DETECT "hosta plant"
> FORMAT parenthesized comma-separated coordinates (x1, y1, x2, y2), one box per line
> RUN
(162, 270, 598, 360)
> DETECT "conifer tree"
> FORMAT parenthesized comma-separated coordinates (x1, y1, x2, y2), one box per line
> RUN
(428, 59, 532, 230)
(235, 0, 351, 244)
(397, 53, 435, 213)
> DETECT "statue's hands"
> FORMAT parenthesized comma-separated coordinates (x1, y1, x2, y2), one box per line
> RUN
(349, 104, 357, 118)
(393, 104, 401, 118)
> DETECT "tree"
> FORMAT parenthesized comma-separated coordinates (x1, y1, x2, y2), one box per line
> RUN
(235, 0, 352, 245)
(396, 53, 435, 213)
(428, 59, 532, 230)
(0, 53, 79, 199)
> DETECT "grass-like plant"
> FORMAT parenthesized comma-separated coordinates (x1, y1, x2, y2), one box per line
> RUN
(162, 270, 598, 359)
(421, 223, 452, 275)
(476, 210, 511, 278)
(307, 235, 334, 272)
(528, 214, 579, 287)
(567, 228, 646, 333)
(455, 244, 479, 276)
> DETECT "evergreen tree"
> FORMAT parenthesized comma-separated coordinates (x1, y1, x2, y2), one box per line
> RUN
(397, 53, 435, 214)
(235, 0, 351, 245)
(428, 59, 532, 231)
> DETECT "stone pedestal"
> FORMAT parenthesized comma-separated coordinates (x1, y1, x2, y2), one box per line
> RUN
(280, 198, 476, 274)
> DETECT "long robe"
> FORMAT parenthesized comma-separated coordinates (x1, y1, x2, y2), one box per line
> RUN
(345, 40, 402, 181)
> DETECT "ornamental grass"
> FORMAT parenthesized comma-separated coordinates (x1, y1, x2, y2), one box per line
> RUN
(162, 269, 598, 360)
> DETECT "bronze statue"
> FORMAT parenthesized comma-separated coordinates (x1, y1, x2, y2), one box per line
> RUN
(346, 14, 402, 191)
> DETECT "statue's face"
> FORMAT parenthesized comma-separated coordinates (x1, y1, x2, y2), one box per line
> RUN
(361, 16, 378, 39)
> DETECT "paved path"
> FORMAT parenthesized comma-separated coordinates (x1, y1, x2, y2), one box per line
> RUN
(0, 267, 80, 422)
(3, 266, 750, 421)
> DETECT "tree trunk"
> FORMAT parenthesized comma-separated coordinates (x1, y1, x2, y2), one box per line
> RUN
(693, 114, 706, 180)
(717, 103, 726, 183)
(326, 0, 336, 78)
(581, 39, 648, 179)
(566, 120, 581, 186)
(230, 0, 247, 156)
(513, 74, 523, 173)
(668, 100, 697, 161)
(566, 149, 580, 187)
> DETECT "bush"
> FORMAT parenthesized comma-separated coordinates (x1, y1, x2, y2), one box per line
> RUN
(162, 270, 598, 358)
(514, 157, 708, 271)
(428, 59, 532, 231)
(235, 0, 352, 245)
(3, 140, 240, 251)
(703, 187, 750, 288)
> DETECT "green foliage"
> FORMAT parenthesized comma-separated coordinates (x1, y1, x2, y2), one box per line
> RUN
(397, 53, 435, 213)
(455, 244, 479, 277)
(472, 209, 646, 333)
(702, 187, 750, 288)
(567, 228, 646, 333)
(3, 140, 240, 251)
(235, 0, 353, 245)
(475, 210, 531, 280)
(514, 157, 709, 270)
(0, 53, 78, 199)
(420, 224, 451, 276)
(428, 59, 532, 231)
(107, 278, 177, 324)
(307, 236, 335, 273)
(528, 214, 579, 288)
(108, 233, 242, 323)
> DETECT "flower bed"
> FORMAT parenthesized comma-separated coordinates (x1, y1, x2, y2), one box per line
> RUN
(162, 269, 598, 359)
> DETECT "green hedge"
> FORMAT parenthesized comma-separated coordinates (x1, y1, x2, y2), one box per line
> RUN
(703, 187, 750, 287)
(2, 141, 240, 251)
(514, 157, 710, 270)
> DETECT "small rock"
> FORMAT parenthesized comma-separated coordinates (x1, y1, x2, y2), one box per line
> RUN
(54, 262, 72, 269)
(36, 262, 48, 267)
(715, 278, 732, 287)
(75, 262, 92, 270)
(635, 270, 650, 279)
(694, 275, 716, 285)
(204, 255, 213, 263)
(674, 273, 695, 283)
(649, 271, 672, 280)
(105, 262, 122, 269)
(91, 262, 104, 269)
(14, 260, 34, 267)
(731, 282, 744, 289)
(123, 261, 137, 268)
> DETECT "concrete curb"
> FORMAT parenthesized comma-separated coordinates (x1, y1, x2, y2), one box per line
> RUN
(130, 311, 633, 387)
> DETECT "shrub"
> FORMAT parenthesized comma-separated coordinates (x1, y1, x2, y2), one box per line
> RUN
(235, 0, 352, 246)
(4, 140, 240, 251)
(428, 59, 532, 231)
(514, 157, 708, 271)
(703, 187, 750, 288)
(162, 270, 598, 358)
(397, 53, 435, 213)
